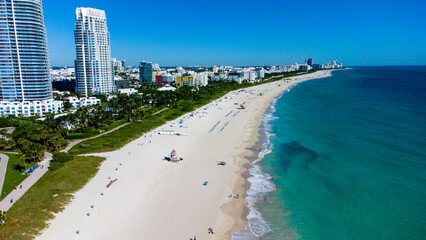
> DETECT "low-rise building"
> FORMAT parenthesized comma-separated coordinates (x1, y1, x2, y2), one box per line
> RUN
(118, 88, 138, 95)
(0, 99, 63, 117)
(65, 97, 101, 109)
(195, 73, 208, 86)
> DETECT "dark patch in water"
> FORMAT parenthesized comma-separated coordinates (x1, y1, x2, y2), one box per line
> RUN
(279, 141, 319, 172)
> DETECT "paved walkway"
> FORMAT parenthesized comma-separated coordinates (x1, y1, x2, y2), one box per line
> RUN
(0, 153, 9, 195)
(62, 122, 131, 152)
(62, 107, 169, 153)
(0, 152, 51, 212)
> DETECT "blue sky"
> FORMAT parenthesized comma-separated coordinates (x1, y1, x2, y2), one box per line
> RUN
(44, 0, 426, 67)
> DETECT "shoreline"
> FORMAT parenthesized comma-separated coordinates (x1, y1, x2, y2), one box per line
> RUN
(229, 70, 336, 239)
(35, 70, 335, 240)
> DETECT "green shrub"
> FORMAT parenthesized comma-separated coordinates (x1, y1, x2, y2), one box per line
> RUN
(49, 152, 74, 171)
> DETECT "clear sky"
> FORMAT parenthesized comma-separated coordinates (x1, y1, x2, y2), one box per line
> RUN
(44, 0, 426, 67)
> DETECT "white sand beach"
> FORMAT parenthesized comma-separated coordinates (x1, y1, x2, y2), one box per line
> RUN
(36, 70, 333, 240)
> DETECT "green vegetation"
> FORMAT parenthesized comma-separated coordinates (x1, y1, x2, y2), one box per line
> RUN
(0, 155, 104, 239)
(0, 153, 28, 201)
(66, 119, 127, 139)
(48, 152, 74, 171)
(69, 114, 167, 155)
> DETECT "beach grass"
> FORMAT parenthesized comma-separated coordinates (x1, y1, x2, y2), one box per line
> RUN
(0, 153, 28, 201)
(68, 114, 169, 155)
(67, 119, 128, 139)
(0, 155, 104, 239)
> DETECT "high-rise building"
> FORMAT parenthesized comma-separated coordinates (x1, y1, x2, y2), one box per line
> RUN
(139, 61, 153, 84)
(121, 59, 126, 70)
(74, 7, 115, 97)
(306, 58, 312, 66)
(112, 58, 124, 72)
(0, 0, 53, 101)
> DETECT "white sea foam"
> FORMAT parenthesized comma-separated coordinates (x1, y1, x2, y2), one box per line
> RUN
(233, 95, 281, 240)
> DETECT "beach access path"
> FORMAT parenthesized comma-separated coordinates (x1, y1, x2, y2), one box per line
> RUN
(0, 152, 52, 212)
(62, 107, 169, 153)
(0, 153, 9, 195)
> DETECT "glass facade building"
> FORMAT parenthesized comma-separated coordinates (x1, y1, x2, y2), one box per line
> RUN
(139, 61, 152, 84)
(0, 0, 52, 101)
(74, 7, 114, 97)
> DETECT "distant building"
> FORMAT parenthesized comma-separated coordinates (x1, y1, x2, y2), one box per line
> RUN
(65, 97, 101, 109)
(161, 74, 173, 84)
(299, 65, 309, 71)
(175, 75, 195, 87)
(155, 75, 163, 86)
(249, 71, 257, 81)
(115, 80, 132, 89)
(312, 64, 322, 70)
(52, 80, 76, 92)
(196, 73, 208, 86)
(112, 58, 124, 72)
(175, 76, 182, 87)
(75, 7, 115, 97)
(213, 66, 218, 73)
(183, 75, 195, 86)
(139, 61, 153, 84)
(0, 100, 63, 117)
(118, 88, 138, 95)
(306, 58, 313, 66)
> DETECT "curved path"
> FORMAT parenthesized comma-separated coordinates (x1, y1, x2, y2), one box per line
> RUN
(0, 152, 52, 211)
(63, 107, 169, 153)
(0, 153, 9, 195)
(62, 122, 131, 152)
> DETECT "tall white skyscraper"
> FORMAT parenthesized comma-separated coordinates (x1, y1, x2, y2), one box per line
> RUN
(0, 0, 63, 117)
(74, 7, 114, 97)
(0, 0, 52, 101)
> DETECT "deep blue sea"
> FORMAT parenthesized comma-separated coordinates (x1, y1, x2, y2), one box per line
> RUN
(234, 66, 426, 240)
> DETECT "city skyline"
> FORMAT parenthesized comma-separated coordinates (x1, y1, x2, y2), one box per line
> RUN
(43, 0, 426, 67)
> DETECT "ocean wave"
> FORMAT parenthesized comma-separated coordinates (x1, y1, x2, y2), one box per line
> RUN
(233, 95, 281, 240)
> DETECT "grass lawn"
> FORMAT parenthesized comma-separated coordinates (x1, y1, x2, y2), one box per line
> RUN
(0, 155, 104, 239)
(67, 119, 127, 139)
(0, 153, 28, 201)
(68, 113, 169, 155)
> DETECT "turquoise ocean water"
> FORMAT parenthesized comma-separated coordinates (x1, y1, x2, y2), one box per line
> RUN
(233, 66, 426, 240)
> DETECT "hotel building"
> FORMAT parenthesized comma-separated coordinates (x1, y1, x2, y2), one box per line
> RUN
(0, 0, 62, 116)
(74, 7, 115, 97)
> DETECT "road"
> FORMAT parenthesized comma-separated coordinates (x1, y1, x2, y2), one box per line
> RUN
(0, 153, 9, 195)
(0, 152, 51, 212)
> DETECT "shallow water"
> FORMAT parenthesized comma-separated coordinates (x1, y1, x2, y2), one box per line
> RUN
(235, 66, 426, 240)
